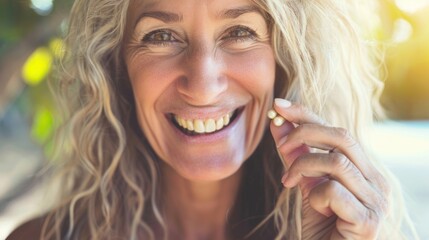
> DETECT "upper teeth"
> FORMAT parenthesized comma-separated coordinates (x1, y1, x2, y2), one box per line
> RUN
(174, 112, 233, 133)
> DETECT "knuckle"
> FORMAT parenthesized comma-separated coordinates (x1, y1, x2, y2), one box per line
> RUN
(291, 153, 308, 168)
(325, 180, 342, 196)
(330, 153, 353, 174)
(374, 191, 390, 216)
(361, 209, 382, 238)
(370, 174, 391, 214)
(335, 127, 350, 138)
(309, 180, 340, 204)
(377, 174, 392, 197)
(289, 153, 315, 178)
(379, 196, 390, 215)
(334, 127, 357, 147)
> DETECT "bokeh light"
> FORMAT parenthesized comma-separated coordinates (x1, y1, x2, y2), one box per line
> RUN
(31, 106, 53, 144)
(49, 38, 64, 59)
(30, 0, 54, 16)
(391, 18, 413, 43)
(395, 0, 429, 12)
(21, 47, 53, 86)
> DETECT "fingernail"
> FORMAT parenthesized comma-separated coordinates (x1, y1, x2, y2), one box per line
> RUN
(281, 172, 289, 184)
(274, 98, 292, 108)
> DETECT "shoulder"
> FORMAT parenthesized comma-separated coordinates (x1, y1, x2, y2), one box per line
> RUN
(6, 216, 45, 240)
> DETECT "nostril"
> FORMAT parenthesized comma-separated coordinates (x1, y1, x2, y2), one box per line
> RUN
(176, 76, 228, 105)
(177, 50, 227, 105)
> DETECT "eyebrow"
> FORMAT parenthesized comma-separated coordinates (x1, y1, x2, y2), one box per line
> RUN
(135, 11, 183, 25)
(135, 5, 261, 26)
(218, 5, 261, 19)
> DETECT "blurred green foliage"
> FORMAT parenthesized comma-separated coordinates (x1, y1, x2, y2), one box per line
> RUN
(0, 1, 41, 55)
(0, 0, 428, 158)
(0, 0, 72, 156)
(22, 47, 53, 86)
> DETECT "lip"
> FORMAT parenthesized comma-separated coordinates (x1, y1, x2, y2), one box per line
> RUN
(166, 107, 244, 143)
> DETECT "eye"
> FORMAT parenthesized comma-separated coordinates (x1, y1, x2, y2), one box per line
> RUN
(141, 29, 180, 45)
(222, 26, 257, 42)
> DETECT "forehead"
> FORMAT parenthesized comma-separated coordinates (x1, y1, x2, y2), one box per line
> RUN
(127, 0, 263, 23)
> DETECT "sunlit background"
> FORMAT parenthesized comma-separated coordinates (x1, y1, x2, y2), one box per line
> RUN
(1, 0, 428, 238)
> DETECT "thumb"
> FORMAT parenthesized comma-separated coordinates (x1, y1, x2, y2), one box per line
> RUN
(269, 111, 310, 168)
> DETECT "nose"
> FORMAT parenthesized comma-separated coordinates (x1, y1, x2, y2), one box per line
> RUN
(177, 43, 227, 106)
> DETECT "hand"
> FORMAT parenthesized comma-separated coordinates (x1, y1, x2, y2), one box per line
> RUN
(270, 98, 390, 240)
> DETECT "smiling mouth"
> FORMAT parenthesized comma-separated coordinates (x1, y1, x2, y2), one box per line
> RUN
(170, 108, 242, 136)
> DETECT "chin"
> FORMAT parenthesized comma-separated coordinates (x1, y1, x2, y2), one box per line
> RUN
(167, 152, 245, 182)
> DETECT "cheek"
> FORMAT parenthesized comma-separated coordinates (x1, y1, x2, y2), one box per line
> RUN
(224, 47, 276, 156)
(224, 48, 276, 96)
(126, 56, 180, 159)
(127, 56, 176, 104)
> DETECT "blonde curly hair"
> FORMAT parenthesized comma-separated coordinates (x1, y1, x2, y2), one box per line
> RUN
(41, 0, 417, 239)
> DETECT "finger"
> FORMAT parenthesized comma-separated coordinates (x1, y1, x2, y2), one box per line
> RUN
(308, 180, 376, 238)
(273, 98, 327, 125)
(269, 117, 294, 147)
(309, 180, 366, 223)
(269, 116, 310, 167)
(277, 123, 378, 182)
(283, 152, 381, 207)
(273, 100, 357, 160)
(273, 100, 388, 192)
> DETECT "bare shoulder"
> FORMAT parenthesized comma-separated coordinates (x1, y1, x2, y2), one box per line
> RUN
(6, 216, 45, 240)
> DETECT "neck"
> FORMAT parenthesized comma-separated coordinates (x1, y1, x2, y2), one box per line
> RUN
(161, 164, 242, 240)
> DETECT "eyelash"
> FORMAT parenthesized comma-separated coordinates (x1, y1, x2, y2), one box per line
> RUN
(221, 25, 258, 42)
(141, 29, 180, 46)
(140, 25, 258, 46)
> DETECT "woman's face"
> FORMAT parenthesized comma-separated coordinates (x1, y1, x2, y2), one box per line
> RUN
(124, 0, 276, 181)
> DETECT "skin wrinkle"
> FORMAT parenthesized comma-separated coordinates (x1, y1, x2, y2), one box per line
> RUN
(133, 6, 261, 27)
(123, 0, 274, 178)
(5, 0, 412, 239)
(124, 0, 275, 238)
(135, 11, 184, 25)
